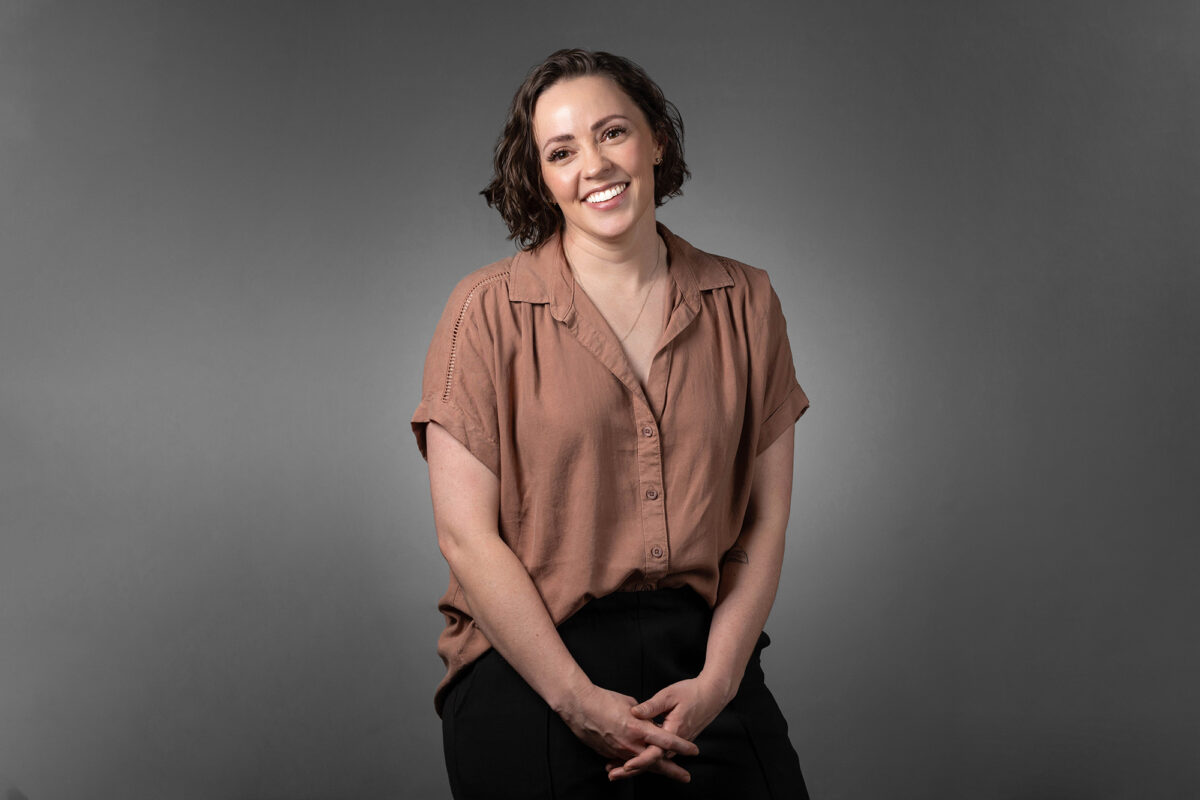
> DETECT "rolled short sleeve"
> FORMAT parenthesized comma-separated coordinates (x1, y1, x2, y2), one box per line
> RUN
(756, 282, 810, 455)
(411, 275, 503, 477)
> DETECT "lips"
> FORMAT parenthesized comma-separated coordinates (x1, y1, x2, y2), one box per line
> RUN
(584, 182, 629, 203)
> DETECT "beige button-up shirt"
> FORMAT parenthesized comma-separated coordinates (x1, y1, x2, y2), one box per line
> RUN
(412, 222, 809, 716)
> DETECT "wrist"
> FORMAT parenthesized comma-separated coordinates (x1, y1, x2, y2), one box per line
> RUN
(546, 662, 594, 716)
(698, 666, 742, 705)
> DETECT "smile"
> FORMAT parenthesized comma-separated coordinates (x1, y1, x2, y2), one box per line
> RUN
(585, 183, 628, 204)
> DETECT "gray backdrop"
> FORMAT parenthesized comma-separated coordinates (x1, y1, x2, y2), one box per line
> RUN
(1, 2, 1196, 799)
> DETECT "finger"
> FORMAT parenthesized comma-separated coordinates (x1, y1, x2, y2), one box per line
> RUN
(631, 693, 668, 719)
(648, 757, 692, 783)
(619, 744, 664, 775)
(609, 744, 692, 783)
(607, 742, 661, 781)
(660, 716, 694, 748)
(641, 724, 699, 756)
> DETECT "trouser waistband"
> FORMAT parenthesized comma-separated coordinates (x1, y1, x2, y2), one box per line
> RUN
(567, 584, 710, 617)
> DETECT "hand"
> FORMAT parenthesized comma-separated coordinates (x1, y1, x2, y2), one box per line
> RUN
(556, 682, 699, 783)
(604, 673, 732, 781)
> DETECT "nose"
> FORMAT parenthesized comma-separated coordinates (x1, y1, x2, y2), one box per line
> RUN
(582, 143, 611, 178)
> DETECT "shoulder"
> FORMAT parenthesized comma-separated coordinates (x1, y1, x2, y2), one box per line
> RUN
(713, 254, 774, 292)
(419, 258, 521, 363)
(674, 237, 792, 346)
(432, 257, 522, 337)
(444, 257, 516, 310)
(685, 241, 781, 317)
(666, 226, 776, 297)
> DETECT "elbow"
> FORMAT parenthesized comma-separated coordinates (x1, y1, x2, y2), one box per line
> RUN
(437, 533, 459, 567)
(435, 520, 497, 572)
(436, 527, 467, 570)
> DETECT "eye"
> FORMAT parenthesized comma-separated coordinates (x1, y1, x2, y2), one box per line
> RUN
(601, 126, 627, 141)
(547, 148, 569, 162)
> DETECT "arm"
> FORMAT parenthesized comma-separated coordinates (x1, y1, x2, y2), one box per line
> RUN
(424, 421, 698, 779)
(608, 422, 796, 780)
(699, 418, 795, 700)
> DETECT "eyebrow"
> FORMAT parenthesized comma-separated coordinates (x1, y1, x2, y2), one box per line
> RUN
(541, 114, 631, 151)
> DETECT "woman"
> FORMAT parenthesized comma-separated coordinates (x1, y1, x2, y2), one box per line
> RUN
(412, 49, 811, 798)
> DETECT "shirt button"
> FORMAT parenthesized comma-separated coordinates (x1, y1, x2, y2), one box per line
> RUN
(645, 488, 659, 500)
(642, 426, 654, 437)
(651, 546, 664, 558)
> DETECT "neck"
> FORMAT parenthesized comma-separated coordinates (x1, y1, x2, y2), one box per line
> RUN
(562, 217, 663, 293)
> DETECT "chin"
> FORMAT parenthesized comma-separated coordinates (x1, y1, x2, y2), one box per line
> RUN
(582, 207, 648, 240)
(592, 217, 634, 236)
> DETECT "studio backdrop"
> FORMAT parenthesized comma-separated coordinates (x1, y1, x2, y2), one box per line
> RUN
(1, 2, 1196, 799)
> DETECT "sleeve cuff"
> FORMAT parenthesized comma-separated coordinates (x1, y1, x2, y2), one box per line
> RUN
(411, 396, 501, 478)
(756, 382, 810, 456)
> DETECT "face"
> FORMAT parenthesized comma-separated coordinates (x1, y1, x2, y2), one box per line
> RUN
(532, 75, 663, 245)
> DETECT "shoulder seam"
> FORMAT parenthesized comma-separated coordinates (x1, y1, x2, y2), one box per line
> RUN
(443, 271, 509, 402)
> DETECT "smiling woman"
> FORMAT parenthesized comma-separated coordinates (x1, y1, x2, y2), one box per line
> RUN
(532, 77, 662, 246)
(481, 50, 689, 252)
(412, 48, 812, 799)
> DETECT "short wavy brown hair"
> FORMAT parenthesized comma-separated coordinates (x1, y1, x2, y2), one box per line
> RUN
(481, 49, 691, 251)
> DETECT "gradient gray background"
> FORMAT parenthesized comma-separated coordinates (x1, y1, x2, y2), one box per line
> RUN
(1, 2, 1196, 798)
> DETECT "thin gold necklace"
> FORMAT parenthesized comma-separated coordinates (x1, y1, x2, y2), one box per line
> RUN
(571, 241, 663, 342)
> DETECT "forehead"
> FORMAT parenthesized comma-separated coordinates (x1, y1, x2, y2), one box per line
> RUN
(532, 75, 645, 144)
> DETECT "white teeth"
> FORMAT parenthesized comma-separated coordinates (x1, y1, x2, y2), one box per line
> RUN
(585, 183, 628, 203)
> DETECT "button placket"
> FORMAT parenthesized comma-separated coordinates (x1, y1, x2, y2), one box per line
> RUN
(633, 397, 669, 585)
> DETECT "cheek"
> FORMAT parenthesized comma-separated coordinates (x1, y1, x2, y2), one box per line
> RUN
(541, 168, 569, 201)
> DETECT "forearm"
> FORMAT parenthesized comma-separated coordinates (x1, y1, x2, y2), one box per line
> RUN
(700, 516, 787, 703)
(442, 532, 591, 714)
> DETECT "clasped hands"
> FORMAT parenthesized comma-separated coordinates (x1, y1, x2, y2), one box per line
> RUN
(557, 674, 730, 784)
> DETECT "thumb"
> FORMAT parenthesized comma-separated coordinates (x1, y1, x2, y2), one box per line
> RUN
(631, 690, 671, 719)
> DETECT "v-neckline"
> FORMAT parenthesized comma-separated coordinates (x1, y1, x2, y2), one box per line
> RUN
(565, 249, 694, 419)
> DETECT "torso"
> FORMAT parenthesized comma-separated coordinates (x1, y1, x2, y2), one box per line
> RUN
(614, 278, 672, 393)
(420, 222, 810, 717)
(572, 242, 671, 396)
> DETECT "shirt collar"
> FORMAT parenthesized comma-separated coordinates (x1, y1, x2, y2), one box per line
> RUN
(508, 221, 734, 322)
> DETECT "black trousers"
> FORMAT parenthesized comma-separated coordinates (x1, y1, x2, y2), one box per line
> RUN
(442, 586, 810, 799)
